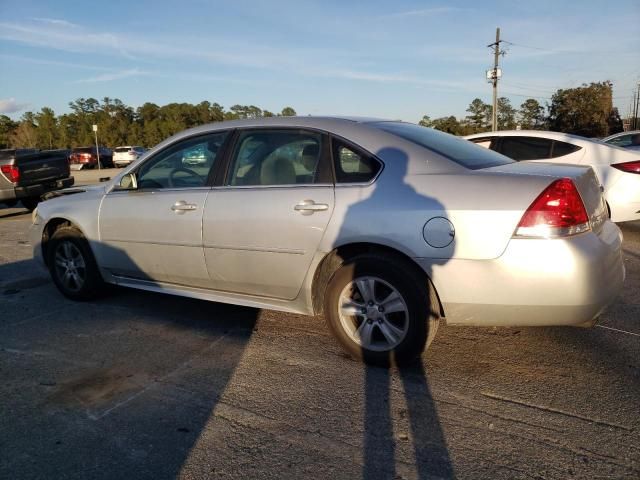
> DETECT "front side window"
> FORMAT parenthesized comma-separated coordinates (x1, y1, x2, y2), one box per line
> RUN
(227, 130, 323, 186)
(499, 137, 552, 161)
(136, 132, 228, 189)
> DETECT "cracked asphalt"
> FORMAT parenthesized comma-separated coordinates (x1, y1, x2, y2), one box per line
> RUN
(1, 199, 639, 479)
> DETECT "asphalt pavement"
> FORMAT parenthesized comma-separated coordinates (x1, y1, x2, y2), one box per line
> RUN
(0, 202, 639, 479)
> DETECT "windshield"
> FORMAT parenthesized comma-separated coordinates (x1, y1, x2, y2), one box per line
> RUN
(372, 121, 514, 170)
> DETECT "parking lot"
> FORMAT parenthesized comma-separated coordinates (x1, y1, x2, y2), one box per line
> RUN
(1, 190, 639, 478)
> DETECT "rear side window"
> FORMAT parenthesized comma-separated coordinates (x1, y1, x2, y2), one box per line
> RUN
(551, 141, 582, 158)
(372, 122, 513, 170)
(332, 139, 382, 183)
(499, 137, 552, 161)
(227, 130, 325, 186)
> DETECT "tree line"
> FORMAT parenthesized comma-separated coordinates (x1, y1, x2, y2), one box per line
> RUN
(0, 81, 623, 150)
(419, 81, 623, 137)
(0, 100, 297, 150)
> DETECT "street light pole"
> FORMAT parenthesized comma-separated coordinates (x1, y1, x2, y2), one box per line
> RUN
(92, 124, 100, 171)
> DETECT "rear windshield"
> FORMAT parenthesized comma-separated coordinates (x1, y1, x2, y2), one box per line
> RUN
(72, 147, 93, 153)
(372, 121, 514, 170)
(114, 147, 131, 152)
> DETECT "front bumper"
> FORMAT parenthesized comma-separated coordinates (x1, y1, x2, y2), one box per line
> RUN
(29, 220, 47, 270)
(422, 221, 625, 327)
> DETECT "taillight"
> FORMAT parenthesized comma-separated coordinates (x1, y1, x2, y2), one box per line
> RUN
(1, 164, 20, 183)
(514, 178, 590, 238)
(612, 161, 640, 174)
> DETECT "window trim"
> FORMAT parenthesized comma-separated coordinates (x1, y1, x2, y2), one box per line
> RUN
(220, 127, 334, 189)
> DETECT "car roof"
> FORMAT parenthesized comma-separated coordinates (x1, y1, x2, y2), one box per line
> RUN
(155, 116, 397, 150)
(139, 116, 479, 175)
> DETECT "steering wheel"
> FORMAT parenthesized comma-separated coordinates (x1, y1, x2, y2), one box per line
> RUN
(168, 167, 205, 188)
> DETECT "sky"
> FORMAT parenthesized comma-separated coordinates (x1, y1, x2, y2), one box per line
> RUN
(0, 0, 639, 123)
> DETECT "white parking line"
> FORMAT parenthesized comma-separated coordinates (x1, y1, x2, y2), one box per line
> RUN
(596, 325, 640, 337)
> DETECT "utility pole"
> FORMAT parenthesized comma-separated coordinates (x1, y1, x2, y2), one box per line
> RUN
(631, 83, 640, 130)
(487, 27, 504, 132)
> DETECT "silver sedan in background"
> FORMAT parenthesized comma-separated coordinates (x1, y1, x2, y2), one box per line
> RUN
(30, 117, 624, 365)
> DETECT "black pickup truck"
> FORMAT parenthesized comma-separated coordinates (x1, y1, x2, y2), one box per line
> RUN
(0, 149, 74, 211)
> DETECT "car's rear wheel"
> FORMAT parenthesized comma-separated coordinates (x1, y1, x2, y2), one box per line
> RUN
(47, 226, 103, 300)
(323, 253, 439, 367)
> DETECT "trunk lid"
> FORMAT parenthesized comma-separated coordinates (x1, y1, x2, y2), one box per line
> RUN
(484, 161, 607, 234)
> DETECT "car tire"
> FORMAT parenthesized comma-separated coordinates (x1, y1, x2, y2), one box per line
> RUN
(323, 253, 440, 367)
(21, 197, 39, 212)
(47, 226, 103, 301)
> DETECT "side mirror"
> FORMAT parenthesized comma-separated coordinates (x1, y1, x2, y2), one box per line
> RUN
(117, 172, 138, 190)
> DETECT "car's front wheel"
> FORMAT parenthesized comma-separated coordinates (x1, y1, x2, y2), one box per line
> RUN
(323, 253, 439, 367)
(47, 226, 103, 300)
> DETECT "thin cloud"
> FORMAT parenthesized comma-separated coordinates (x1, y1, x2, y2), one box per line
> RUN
(0, 98, 30, 114)
(32, 17, 79, 28)
(0, 53, 112, 71)
(73, 68, 149, 83)
(383, 7, 465, 19)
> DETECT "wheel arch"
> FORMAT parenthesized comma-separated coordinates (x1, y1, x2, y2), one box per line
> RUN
(311, 242, 444, 318)
(41, 217, 91, 268)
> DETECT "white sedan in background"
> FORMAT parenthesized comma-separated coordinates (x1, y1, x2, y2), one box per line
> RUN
(465, 130, 640, 223)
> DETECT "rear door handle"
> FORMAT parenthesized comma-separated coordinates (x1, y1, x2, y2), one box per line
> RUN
(294, 200, 329, 215)
(171, 200, 198, 214)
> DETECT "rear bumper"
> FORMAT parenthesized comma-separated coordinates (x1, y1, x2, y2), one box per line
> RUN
(0, 177, 74, 202)
(421, 221, 625, 327)
(113, 159, 135, 166)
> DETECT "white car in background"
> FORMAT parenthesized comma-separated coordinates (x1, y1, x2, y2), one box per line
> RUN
(113, 146, 147, 167)
(465, 130, 640, 223)
(602, 130, 640, 151)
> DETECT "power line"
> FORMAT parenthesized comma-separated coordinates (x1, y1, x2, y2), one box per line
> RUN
(502, 40, 555, 52)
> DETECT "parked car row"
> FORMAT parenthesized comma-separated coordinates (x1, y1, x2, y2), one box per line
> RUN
(67, 145, 148, 170)
(29, 117, 625, 366)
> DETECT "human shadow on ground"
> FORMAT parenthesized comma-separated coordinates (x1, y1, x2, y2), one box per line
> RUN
(333, 146, 455, 478)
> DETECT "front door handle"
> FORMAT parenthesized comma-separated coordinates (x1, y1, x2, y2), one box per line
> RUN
(294, 200, 329, 215)
(171, 200, 198, 214)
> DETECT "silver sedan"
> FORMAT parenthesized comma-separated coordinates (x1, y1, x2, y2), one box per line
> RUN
(30, 117, 625, 365)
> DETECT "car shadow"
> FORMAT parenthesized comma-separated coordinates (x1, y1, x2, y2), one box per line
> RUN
(0, 245, 260, 479)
